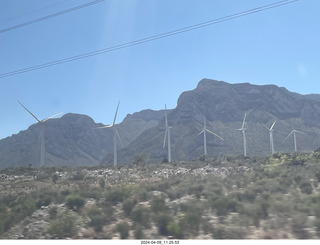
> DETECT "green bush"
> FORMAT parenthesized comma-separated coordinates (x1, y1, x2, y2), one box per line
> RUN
(154, 213, 172, 236)
(134, 225, 144, 239)
(122, 198, 137, 217)
(87, 208, 104, 232)
(211, 195, 238, 217)
(151, 196, 167, 213)
(48, 212, 77, 238)
(65, 194, 85, 211)
(130, 205, 151, 228)
(116, 221, 130, 239)
(167, 221, 183, 239)
(99, 178, 105, 189)
(49, 206, 58, 219)
(299, 181, 313, 194)
(291, 214, 309, 239)
(105, 187, 132, 204)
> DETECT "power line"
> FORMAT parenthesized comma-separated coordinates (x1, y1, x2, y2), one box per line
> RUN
(0, 0, 105, 34)
(0, 0, 299, 79)
(0, 0, 71, 24)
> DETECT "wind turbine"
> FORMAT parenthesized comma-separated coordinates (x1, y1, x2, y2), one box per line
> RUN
(236, 113, 248, 157)
(18, 101, 62, 168)
(198, 117, 224, 157)
(95, 101, 123, 166)
(264, 121, 277, 155)
(163, 104, 172, 163)
(283, 123, 304, 152)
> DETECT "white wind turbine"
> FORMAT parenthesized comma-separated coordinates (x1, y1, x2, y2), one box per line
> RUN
(198, 117, 224, 156)
(163, 104, 172, 163)
(236, 113, 248, 157)
(283, 123, 304, 152)
(264, 121, 277, 155)
(95, 101, 123, 166)
(18, 101, 62, 168)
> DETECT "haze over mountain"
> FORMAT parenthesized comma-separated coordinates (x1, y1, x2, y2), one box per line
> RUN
(1, 79, 320, 170)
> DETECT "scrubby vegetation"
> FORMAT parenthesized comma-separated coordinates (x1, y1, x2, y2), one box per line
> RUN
(1, 151, 320, 239)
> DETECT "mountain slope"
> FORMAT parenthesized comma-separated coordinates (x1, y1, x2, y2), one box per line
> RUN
(109, 79, 320, 164)
(2, 78, 320, 169)
(0, 110, 163, 170)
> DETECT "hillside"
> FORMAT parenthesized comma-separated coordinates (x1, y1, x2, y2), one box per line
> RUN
(2, 78, 320, 169)
(109, 79, 320, 164)
(2, 152, 320, 239)
(0, 110, 163, 170)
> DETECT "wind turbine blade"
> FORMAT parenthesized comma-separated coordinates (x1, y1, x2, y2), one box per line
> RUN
(283, 131, 294, 143)
(17, 101, 41, 122)
(206, 129, 224, 141)
(295, 130, 305, 134)
(270, 120, 277, 130)
(197, 130, 204, 136)
(242, 113, 247, 129)
(42, 112, 63, 122)
(164, 104, 168, 127)
(263, 124, 270, 130)
(116, 129, 124, 148)
(93, 124, 113, 129)
(163, 129, 167, 148)
(112, 101, 120, 126)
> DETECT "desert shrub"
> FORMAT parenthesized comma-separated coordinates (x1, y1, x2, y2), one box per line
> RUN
(48, 212, 77, 238)
(213, 224, 247, 239)
(122, 198, 137, 217)
(211, 195, 238, 217)
(65, 194, 85, 211)
(11, 197, 37, 222)
(0, 205, 11, 235)
(87, 208, 105, 232)
(105, 186, 132, 204)
(188, 183, 204, 198)
(134, 225, 144, 239)
(99, 178, 105, 189)
(154, 212, 172, 236)
(72, 171, 85, 180)
(299, 181, 313, 194)
(315, 219, 320, 237)
(315, 172, 320, 182)
(49, 206, 58, 219)
(151, 196, 168, 213)
(130, 205, 151, 228)
(179, 200, 203, 235)
(291, 214, 309, 239)
(167, 221, 183, 239)
(116, 221, 130, 239)
(36, 193, 53, 209)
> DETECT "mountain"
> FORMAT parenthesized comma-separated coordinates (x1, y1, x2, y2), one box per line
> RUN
(108, 79, 320, 164)
(0, 110, 163, 170)
(2, 78, 320, 169)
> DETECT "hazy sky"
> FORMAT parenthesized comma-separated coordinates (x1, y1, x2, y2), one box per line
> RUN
(0, 0, 319, 140)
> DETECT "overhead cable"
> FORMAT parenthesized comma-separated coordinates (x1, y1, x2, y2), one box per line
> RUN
(0, 0, 105, 34)
(0, 0, 299, 79)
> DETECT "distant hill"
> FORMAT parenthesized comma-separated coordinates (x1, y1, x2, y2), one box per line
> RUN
(2, 78, 320, 169)
(107, 79, 320, 164)
(0, 110, 163, 170)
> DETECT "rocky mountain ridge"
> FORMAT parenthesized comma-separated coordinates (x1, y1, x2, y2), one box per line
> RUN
(2, 78, 320, 169)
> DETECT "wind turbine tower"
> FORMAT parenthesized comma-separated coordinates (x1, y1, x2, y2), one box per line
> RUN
(163, 104, 172, 162)
(236, 113, 248, 157)
(265, 121, 276, 155)
(198, 117, 224, 156)
(95, 101, 123, 166)
(283, 123, 304, 152)
(18, 101, 62, 168)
